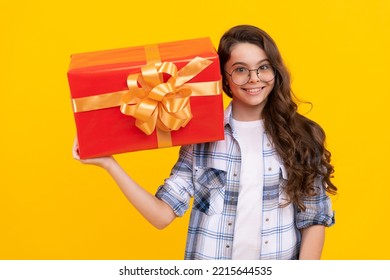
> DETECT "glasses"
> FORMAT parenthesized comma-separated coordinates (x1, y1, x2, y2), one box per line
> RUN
(225, 64, 276, 86)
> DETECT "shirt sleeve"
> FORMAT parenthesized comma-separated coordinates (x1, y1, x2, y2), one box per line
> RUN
(155, 144, 195, 217)
(295, 176, 335, 229)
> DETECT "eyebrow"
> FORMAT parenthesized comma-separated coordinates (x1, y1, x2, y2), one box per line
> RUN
(231, 58, 270, 67)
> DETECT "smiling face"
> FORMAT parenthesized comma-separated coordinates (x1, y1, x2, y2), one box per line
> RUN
(224, 42, 275, 121)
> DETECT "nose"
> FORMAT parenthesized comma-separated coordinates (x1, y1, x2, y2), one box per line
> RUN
(248, 69, 260, 83)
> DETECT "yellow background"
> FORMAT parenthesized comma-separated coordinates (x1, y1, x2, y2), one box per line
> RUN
(1, 0, 389, 260)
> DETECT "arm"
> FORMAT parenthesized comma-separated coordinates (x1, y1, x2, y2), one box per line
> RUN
(72, 138, 176, 230)
(296, 175, 335, 260)
(299, 225, 325, 260)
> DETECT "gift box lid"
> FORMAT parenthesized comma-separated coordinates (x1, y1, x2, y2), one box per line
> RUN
(68, 37, 218, 72)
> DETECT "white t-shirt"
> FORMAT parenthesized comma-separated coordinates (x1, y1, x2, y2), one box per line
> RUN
(231, 118, 265, 260)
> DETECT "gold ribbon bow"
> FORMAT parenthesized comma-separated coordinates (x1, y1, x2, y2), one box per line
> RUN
(120, 56, 212, 136)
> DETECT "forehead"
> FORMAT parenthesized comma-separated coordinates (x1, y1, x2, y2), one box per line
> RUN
(228, 42, 268, 66)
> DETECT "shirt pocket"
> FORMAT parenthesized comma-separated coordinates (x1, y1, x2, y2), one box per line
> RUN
(193, 167, 226, 215)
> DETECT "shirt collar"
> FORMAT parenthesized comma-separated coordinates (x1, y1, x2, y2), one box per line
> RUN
(224, 102, 234, 127)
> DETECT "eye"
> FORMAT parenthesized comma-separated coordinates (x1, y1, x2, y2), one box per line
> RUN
(259, 64, 272, 71)
(233, 67, 248, 73)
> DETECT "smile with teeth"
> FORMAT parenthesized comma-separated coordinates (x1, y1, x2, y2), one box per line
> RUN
(242, 86, 265, 94)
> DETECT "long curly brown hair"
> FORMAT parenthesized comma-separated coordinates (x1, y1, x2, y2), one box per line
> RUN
(218, 25, 337, 210)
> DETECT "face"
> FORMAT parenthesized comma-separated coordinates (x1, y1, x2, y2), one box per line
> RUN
(225, 42, 275, 120)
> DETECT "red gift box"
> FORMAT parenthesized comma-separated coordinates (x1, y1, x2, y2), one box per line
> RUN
(68, 37, 224, 159)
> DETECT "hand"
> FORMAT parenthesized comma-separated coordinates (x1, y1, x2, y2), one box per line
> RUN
(72, 137, 115, 169)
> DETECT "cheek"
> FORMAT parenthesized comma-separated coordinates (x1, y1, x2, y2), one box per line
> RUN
(228, 80, 240, 94)
(266, 80, 276, 93)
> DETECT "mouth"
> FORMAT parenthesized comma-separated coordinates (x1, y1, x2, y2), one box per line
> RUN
(242, 86, 265, 94)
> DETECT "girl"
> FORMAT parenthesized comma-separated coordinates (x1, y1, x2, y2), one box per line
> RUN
(73, 25, 337, 260)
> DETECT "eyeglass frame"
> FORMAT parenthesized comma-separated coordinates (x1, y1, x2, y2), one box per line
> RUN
(224, 64, 276, 86)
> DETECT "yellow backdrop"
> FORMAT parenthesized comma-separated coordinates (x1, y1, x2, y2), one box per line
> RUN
(1, 0, 389, 260)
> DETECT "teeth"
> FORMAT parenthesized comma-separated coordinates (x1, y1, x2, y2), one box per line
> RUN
(245, 88, 262, 93)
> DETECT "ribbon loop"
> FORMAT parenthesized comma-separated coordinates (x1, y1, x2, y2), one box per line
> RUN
(149, 83, 174, 101)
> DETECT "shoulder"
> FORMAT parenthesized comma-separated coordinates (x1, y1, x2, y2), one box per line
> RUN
(178, 142, 218, 158)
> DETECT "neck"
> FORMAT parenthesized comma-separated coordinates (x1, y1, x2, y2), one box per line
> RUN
(231, 102, 264, 121)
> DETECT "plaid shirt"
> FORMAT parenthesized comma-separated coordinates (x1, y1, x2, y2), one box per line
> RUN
(156, 104, 335, 260)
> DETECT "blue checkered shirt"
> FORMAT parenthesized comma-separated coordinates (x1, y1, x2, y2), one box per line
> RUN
(156, 104, 335, 260)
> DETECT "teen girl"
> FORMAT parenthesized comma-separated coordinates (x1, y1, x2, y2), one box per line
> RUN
(73, 25, 337, 260)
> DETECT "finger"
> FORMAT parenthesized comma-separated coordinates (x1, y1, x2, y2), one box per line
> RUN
(72, 149, 80, 160)
(73, 137, 79, 148)
(72, 137, 81, 160)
